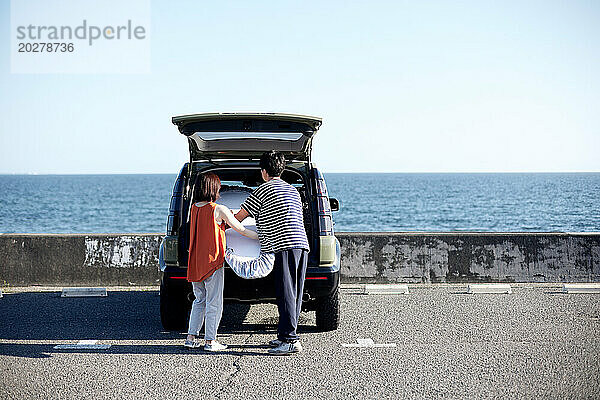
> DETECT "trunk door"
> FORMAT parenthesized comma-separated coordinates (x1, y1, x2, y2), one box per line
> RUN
(172, 113, 322, 161)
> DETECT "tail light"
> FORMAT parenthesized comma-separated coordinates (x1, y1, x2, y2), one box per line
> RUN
(314, 169, 334, 236)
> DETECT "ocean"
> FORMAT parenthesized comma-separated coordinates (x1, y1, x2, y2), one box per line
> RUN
(0, 173, 598, 233)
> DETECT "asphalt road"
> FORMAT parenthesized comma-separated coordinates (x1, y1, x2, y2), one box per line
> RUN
(1, 284, 599, 399)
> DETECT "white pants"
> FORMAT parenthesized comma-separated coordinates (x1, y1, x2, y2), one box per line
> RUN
(225, 249, 274, 280)
(187, 267, 224, 341)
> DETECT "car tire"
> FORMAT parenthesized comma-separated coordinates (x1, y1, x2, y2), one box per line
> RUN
(315, 287, 340, 331)
(160, 280, 189, 331)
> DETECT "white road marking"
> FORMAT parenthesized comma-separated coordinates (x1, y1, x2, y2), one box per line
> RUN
(61, 287, 108, 297)
(53, 340, 111, 350)
(363, 284, 409, 295)
(467, 283, 512, 294)
(562, 283, 600, 294)
(342, 338, 397, 348)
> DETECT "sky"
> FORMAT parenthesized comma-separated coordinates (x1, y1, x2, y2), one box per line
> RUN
(0, 0, 599, 174)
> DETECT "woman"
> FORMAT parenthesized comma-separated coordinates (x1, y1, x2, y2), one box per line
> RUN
(184, 172, 258, 351)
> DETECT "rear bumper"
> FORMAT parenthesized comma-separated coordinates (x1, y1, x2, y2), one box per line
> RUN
(161, 266, 339, 302)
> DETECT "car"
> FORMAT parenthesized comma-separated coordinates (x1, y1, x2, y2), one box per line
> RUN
(158, 112, 341, 332)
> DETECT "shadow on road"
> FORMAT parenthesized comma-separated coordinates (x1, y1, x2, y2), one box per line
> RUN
(1, 291, 180, 341)
(0, 343, 274, 359)
(0, 291, 316, 358)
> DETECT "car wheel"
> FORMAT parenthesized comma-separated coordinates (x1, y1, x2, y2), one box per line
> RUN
(315, 287, 340, 331)
(160, 280, 189, 331)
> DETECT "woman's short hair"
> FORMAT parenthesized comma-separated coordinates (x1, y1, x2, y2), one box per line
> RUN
(192, 172, 221, 202)
(260, 150, 285, 177)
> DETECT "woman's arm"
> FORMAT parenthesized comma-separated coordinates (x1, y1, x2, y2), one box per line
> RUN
(216, 205, 258, 240)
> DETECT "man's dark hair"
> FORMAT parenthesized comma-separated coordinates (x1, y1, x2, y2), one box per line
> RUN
(192, 172, 221, 202)
(260, 150, 285, 177)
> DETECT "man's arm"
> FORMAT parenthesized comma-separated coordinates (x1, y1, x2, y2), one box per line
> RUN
(234, 208, 249, 222)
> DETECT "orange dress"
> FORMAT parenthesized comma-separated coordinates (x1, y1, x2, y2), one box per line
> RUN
(187, 202, 226, 282)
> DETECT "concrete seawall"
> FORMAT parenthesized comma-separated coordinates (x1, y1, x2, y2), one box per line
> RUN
(340, 232, 600, 283)
(0, 234, 162, 286)
(1, 233, 599, 286)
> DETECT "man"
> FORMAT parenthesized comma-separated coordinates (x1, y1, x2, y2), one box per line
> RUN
(234, 150, 309, 355)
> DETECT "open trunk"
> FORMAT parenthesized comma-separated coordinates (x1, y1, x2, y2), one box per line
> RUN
(178, 166, 316, 301)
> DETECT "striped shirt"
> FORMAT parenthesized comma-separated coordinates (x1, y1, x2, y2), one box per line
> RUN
(241, 178, 309, 253)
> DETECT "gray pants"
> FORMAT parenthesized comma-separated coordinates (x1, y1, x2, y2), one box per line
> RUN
(187, 267, 224, 341)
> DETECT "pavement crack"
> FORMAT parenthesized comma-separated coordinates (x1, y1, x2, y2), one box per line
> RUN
(216, 332, 253, 400)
